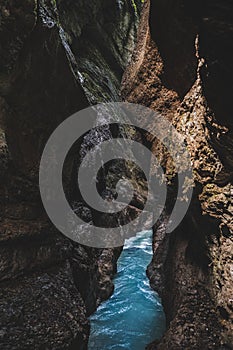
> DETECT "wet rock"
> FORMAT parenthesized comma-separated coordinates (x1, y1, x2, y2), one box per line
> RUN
(0, 0, 141, 349)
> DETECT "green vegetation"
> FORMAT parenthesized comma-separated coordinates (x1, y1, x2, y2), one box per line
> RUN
(131, 0, 144, 15)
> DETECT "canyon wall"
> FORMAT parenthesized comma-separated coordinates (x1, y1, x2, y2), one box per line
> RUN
(122, 0, 233, 348)
(0, 0, 141, 348)
(1, 0, 232, 349)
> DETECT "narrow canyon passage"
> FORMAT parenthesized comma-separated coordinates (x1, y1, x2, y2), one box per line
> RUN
(88, 230, 165, 349)
(0, 1, 232, 349)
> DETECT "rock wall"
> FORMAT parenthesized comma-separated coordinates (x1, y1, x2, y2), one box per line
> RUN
(0, 0, 141, 348)
(1, 0, 232, 348)
(122, 0, 233, 348)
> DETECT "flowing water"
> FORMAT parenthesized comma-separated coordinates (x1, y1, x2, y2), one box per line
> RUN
(88, 230, 166, 350)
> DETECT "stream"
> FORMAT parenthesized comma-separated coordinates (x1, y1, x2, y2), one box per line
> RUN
(88, 230, 165, 349)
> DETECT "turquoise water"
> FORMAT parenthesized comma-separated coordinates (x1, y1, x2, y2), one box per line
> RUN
(88, 230, 165, 350)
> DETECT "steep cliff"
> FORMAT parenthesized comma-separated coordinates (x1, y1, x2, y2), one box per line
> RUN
(122, 0, 233, 348)
(1, 0, 232, 349)
(0, 0, 141, 349)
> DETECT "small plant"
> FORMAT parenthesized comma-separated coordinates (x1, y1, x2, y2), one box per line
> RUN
(131, 0, 137, 14)
(130, 0, 144, 16)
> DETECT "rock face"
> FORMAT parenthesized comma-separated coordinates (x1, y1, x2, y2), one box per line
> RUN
(1, 0, 233, 349)
(0, 0, 141, 349)
(122, 0, 233, 348)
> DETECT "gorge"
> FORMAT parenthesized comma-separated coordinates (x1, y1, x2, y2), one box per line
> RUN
(0, 1, 233, 350)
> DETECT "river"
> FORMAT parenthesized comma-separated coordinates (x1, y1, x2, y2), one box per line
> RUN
(88, 230, 165, 349)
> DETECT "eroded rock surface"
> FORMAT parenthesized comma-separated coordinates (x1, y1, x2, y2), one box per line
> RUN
(0, 0, 141, 348)
(122, 0, 233, 348)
